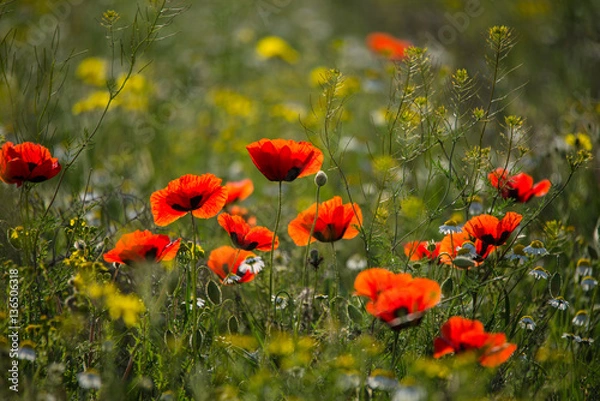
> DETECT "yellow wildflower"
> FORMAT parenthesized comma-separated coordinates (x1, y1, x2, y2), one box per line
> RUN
(210, 89, 256, 120)
(105, 292, 145, 327)
(401, 196, 426, 219)
(309, 66, 330, 87)
(116, 74, 151, 111)
(72, 91, 113, 115)
(76, 57, 107, 86)
(270, 103, 305, 122)
(255, 36, 299, 64)
(565, 132, 592, 151)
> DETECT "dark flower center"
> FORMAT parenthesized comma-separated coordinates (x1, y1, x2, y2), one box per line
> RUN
(284, 166, 302, 181)
(171, 195, 203, 212)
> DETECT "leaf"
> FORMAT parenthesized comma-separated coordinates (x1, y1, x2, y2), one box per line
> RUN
(228, 315, 239, 333)
(550, 272, 562, 298)
(347, 303, 363, 324)
(206, 280, 222, 305)
(441, 277, 454, 297)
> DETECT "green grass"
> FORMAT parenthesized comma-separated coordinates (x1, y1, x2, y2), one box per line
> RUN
(1, 1, 599, 400)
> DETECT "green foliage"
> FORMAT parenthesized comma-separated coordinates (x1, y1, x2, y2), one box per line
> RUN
(1, 1, 600, 400)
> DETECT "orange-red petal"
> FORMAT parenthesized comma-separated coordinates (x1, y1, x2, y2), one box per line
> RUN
(207, 245, 257, 284)
(366, 32, 412, 60)
(103, 230, 181, 265)
(288, 196, 362, 245)
(218, 213, 278, 251)
(0, 141, 61, 187)
(246, 138, 323, 182)
(150, 174, 228, 226)
(224, 179, 254, 204)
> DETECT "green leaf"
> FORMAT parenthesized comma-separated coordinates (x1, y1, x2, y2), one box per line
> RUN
(206, 280, 222, 305)
(347, 303, 363, 324)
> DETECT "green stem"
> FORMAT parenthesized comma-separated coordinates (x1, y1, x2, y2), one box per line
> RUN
(189, 213, 199, 359)
(303, 186, 321, 288)
(269, 181, 283, 321)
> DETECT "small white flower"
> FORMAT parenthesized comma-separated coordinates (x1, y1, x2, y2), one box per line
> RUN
(548, 297, 569, 311)
(518, 316, 536, 331)
(529, 266, 549, 280)
(346, 253, 367, 271)
(572, 310, 589, 327)
(224, 274, 241, 285)
(508, 244, 528, 263)
(523, 240, 548, 256)
(576, 258, 593, 280)
(271, 295, 289, 310)
(77, 370, 102, 390)
(367, 374, 399, 391)
(439, 219, 463, 235)
(17, 346, 36, 361)
(392, 385, 427, 401)
(581, 276, 598, 291)
(468, 201, 484, 217)
(238, 256, 264, 275)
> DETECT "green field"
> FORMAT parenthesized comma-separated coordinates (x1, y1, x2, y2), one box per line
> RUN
(1, 1, 599, 400)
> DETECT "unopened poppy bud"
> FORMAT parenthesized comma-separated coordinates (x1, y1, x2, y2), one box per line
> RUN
(314, 170, 328, 187)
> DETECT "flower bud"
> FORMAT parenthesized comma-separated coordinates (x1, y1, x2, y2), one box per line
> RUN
(314, 170, 328, 187)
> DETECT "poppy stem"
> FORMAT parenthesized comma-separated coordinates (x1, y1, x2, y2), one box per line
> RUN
(189, 213, 199, 358)
(391, 330, 401, 369)
(330, 241, 339, 317)
(303, 186, 321, 288)
(269, 181, 283, 322)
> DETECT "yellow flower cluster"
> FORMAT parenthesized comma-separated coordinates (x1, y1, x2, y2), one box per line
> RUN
(565, 132, 592, 151)
(71, 271, 146, 327)
(73, 56, 152, 114)
(209, 89, 257, 120)
(255, 36, 299, 64)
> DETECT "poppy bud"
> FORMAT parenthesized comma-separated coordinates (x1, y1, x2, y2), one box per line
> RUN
(314, 170, 328, 187)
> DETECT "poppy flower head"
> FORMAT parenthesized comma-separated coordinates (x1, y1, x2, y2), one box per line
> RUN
(103, 230, 181, 266)
(224, 178, 254, 204)
(373, 278, 441, 330)
(366, 32, 412, 61)
(463, 212, 522, 247)
(246, 138, 323, 182)
(353, 268, 408, 301)
(207, 245, 259, 285)
(404, 240, 440, 262)
(288, 196, 362, 246)
(438, 230, 493, 267)
(488, 168, 551, 203)
(150, 174, 228, 226)
(433, 316, 517, 367)
(354, 268, 440, 331)
(0, 141, 62, 187)
(217, 213, 278, 251)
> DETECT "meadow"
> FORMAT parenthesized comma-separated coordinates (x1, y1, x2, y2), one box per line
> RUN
(1, 0, 600, 400)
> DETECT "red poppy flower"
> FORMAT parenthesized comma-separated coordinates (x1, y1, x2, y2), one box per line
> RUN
(103, 230, 181, 266)
(224, 179, 254, 204)
(354, 268, 441, 330)
(463, 212, 522, 258)
(228, 205, 258, 227)
(217, 213, 278, 251)
(433, 316, 517, 367)
(354, 268, 411, 302)
(246, 138, 323, 182)
(404, 241, 440, 262)
(438, 230, 493, 267)
(488, 168, 551, 203)
(150, 174, 228, 226)
(0, 141, 61, 187)
(288, 196, 362, 245)
(366, 32, 412, 61)
(207, 245, 262, 285)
